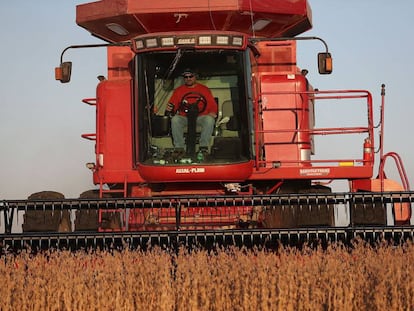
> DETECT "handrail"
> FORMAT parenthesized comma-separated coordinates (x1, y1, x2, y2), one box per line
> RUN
(378, 152, 411, 191)
(254, 89, 374, 169)
(81, 98, 97, 141)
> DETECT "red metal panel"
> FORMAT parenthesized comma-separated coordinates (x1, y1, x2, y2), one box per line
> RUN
(76, 0, 311, 42)
(107, 46, 134, 80)
(92, 46, 146, 185)
(128, 205, 254, 231)
(138, 161, 254, 183)
(255, 41, 297, 74)
(250, 166, 374, 181)
(260, 74, 311, 166)
(101, 80, 131, 170)
(94, 79, 138, 184)
(127, 0, 240, 11)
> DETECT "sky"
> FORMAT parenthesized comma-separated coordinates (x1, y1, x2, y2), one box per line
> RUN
(1, 1, 414, 200)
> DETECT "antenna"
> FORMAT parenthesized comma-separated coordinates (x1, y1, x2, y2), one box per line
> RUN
(249, 0, 255, 37)
(207, 0, 217, 30)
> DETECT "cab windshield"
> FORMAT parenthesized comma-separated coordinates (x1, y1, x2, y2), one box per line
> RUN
(133, 49, 251, 166)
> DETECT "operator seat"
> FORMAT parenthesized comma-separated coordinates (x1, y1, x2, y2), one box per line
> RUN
(220, 100, 233, 126)
(219, 100, 239, 135)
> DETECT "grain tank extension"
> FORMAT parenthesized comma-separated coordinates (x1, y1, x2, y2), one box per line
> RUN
(1, 0, 413, 250)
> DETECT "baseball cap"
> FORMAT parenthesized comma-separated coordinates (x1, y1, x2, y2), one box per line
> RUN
(182, 68, 195, 76)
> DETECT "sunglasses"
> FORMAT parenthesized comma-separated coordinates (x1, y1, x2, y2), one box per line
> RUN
(183, 75, 194, 79)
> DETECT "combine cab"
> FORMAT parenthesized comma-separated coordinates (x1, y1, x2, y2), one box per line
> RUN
(1, 0, 413, 250)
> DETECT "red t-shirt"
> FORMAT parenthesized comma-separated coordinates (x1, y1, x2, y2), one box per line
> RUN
(168, 83, 218, 117)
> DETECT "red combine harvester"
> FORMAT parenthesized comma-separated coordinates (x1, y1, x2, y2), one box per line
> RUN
(1, 0, 413, 250)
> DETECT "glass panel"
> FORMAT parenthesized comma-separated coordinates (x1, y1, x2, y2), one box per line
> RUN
(135, 50, 251, 166)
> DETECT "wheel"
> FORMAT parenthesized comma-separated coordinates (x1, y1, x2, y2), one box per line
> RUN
(23, 191, 71, 232)
(296, 185, 335, 227)
(261, 206, 297, 228)
(179, 92, 207, 114)
(75, 190, 122, 231)
(351, 201, 386, 226)
(261, 184, 335, 228)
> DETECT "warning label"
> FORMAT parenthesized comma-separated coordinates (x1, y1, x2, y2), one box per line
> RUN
(176, 167, 206, 174)
(299, 168, 330, 176)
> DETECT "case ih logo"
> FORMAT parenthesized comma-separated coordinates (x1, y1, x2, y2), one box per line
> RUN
(299, 168, 330, 176)
(176, 167, 206, 174)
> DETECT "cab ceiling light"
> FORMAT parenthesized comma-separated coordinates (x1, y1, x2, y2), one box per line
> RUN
(161, 37, 174, 46)
(135, 39, 144, 49)
(145, 38, 158, 48)
(106, 23, 129, 36)
(232, 36, 243, 46)
(251, 19, 271, 31)
(198, 35, 212, 45)
(216, 36, 229, 45)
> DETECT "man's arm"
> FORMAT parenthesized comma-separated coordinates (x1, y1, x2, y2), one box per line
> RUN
(164, 102, 175, 116)
(165, 86, 183, 116)
(200, 85, 218, 117)
(207, 94, 218, 118)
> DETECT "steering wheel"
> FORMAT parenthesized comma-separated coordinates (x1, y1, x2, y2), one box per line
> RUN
(179, 92, 207, 114)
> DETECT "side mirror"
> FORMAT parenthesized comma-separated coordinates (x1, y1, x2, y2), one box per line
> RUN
(318, 52, 332, 74)
(55, 61, 72, 83)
